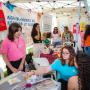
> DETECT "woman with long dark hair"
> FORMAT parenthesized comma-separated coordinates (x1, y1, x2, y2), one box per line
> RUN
(1, 23, 26, 75)
(31, 23, 42, 57)
(31, 23, 42, 43)
(25, 45, 78, 90)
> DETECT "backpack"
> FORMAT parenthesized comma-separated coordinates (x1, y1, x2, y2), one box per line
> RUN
(25, 53, 36, 70)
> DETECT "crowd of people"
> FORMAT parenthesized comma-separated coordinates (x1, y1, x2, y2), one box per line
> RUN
(0, 22, 90, 90)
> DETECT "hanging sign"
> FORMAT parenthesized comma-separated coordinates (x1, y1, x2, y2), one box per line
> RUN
(0, 10, 7, 31)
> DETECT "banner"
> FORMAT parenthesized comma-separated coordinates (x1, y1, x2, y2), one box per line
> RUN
(2, 5, 37, 46)
(42, 14, 52, 32)
(0, 10, 7, 31)
(80, 22, 86, 31)
(73, 24, 80, 33)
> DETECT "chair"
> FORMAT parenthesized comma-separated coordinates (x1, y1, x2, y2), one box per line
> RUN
(0, 68, 4, 79)
(33, 58, 56, 80)
(33, 58, 49, 68)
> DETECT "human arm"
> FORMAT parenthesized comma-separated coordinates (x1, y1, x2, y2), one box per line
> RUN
(2, 54, 18, 73)
(25, 59, 60, 79)
(18, 38, 26, 71)
(18, 56, 26, 71)
(34, 31, 41, 40)
(74, 58, 78, 68)
(24, 66, 51, 79)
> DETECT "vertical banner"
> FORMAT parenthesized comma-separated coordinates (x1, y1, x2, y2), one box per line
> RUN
(2, 5, 37, 46)
(42, 14, 52, 32)
(80, 22, 86, 31)
(0, 10, 7, 31)
(73, 24, 80, 33)
(73, 24, 76, 33)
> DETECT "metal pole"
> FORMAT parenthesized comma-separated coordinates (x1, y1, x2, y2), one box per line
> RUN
(75, 0, 82, 53)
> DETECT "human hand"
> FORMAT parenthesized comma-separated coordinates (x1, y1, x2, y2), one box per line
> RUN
(12, 67, 18, 73)
(24, 71, 35, 80)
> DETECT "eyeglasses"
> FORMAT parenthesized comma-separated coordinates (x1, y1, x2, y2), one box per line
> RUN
(62, 52, 70, 55)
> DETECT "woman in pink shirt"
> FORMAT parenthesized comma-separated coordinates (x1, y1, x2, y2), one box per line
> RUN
(1, 23, 26, 75)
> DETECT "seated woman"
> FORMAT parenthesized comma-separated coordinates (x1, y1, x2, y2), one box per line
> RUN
(25, 45, 78, 90)
(62, 26, 74, 45)
(52, 27, 61, 47)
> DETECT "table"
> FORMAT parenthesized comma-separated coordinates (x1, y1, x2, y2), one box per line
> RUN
(0, 71, 61, 90)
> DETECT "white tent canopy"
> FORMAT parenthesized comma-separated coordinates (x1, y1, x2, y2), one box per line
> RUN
(1, 0, 87, 18)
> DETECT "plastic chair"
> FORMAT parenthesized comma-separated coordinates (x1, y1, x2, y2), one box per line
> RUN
(33, 58, 56, 80)
(33, 58, 49, 68)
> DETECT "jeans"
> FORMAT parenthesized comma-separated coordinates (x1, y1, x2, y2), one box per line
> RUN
(58, 79, 67, 90)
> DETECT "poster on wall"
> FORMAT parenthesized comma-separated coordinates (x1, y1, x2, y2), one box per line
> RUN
(42, 14, 52, 32)
(2, 4, 37, 46)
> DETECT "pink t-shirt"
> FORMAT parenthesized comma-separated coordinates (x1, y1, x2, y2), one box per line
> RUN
(0, 48, 2, 54)
(1, 36, 26, 61)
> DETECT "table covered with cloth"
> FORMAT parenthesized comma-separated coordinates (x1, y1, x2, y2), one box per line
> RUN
(40, 53, 57, 64)
(0, 71, 61, 90)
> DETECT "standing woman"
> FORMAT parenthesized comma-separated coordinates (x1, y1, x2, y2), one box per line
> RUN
(62, 26, 74, 45)
(1, 23, 26, 75)
(84, 25, 90, 56)
(31, 23, 42, 43)
(31, 23, 42, 57)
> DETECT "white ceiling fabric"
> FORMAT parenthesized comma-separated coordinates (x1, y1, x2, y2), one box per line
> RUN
(1, 0, 88, 18)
